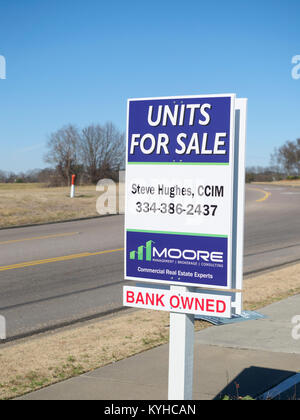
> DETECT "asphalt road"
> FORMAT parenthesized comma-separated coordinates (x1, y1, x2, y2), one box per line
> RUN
(1, 183, 300, 340)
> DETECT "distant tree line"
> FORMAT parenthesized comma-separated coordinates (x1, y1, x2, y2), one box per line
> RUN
(0, 168, 55, 184)
(246, 138, 300, 183)
(0, 122, 125, 186)
(245, 166, 284, 183)
(3, 128, 298, 186)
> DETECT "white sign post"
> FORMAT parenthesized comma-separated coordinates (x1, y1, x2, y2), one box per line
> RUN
(123, 283, 232, 399)
(124, 94, 247, 400)
(168, 286, 194, 400)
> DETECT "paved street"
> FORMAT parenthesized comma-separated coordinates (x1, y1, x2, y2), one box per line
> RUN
(1, 184, 300, 339)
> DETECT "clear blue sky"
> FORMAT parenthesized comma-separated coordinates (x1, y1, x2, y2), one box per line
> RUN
(0, 0, 299, 172)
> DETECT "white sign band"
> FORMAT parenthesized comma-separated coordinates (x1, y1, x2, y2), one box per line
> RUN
(123, 286, 231, 318)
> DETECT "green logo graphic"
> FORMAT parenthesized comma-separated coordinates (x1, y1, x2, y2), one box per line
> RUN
(130, 240, 155, 261)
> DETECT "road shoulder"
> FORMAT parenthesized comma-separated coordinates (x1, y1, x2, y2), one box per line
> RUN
(2, 261, 300, 400)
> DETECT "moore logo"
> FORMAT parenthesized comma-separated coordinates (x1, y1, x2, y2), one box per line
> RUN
(130, 240, 223, 263)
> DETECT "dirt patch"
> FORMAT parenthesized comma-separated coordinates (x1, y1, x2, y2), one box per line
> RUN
(0, 262, 300, 400)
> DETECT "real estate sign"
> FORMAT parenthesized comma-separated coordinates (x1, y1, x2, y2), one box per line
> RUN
(125, 94, 236, 289)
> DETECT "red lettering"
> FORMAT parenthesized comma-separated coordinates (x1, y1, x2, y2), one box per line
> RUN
(126, 291, 135, 303)
(170, 295, 180, 309)
(145, 293, 155, 305)
(136, 292, 145, 305)
(156, 293, 165, 307)
(195, 298, 204, 311)
(216, 300, 226, 313)
(206, 299, 215, 312)
(181, 296, 194, 310)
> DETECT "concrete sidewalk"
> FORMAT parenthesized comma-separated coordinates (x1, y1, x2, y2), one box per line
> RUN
(18, 295, 300, 400)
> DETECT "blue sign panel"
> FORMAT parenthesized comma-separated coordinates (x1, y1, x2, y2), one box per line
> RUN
(128, 96, 232, 164)
(126, 230, 228, 288)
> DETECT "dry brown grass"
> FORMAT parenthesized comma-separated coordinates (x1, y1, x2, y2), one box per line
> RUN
(1, 262, 300, 399)
(243, 263, 300, 309)
(254, 180, 300, 187)
(0, 183, 124, 228)
(0, 310, 197, 400)
(1, 180, 299, 229)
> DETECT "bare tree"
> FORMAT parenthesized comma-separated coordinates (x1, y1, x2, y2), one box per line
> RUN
(80, 124, 103, 184)
(276, 141, 296, 176)
(0, 170, 8, 183)
(271, 138, 300, 177)
(296, 138, 300, 175)
(44, 122, 125, 185)
(44, 125, 81, 185)
(80, 122, 125, 184)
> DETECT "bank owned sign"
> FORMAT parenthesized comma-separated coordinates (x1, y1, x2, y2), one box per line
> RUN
(125, 94, 236, 289)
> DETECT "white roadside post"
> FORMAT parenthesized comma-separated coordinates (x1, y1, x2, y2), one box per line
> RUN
(168, 286, 194, 400)
(70, 174, 76, 198)
(0, 315, 6, 340)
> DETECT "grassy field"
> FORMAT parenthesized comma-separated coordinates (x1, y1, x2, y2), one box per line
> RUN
(0, 183, 124, 228)
(1, 179, 299, 229)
